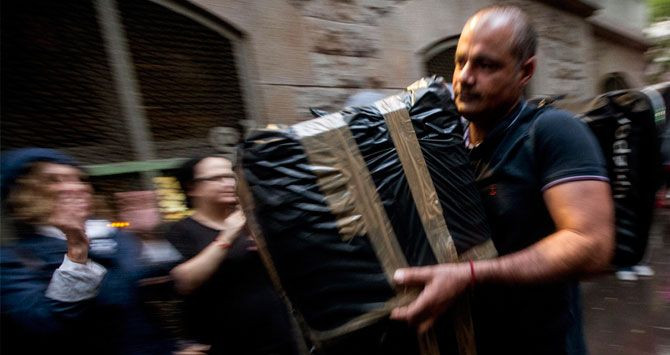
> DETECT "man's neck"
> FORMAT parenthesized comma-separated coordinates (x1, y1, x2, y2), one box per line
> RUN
(467, 100, 522, 147)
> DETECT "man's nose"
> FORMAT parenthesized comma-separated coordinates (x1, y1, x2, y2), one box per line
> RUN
(458, 62, 476, 86)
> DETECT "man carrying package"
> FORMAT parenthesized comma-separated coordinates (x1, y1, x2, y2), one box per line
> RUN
(392, 5, 614, 354)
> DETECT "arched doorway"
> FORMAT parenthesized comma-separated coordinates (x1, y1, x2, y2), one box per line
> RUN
(599, 72, 632, 93)
(423, 36, 459, 84)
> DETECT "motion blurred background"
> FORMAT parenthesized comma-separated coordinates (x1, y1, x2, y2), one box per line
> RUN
(1, 1, 668, 353)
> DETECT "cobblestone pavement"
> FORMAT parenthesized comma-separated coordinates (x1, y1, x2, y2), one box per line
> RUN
(583, 207, 670, 355)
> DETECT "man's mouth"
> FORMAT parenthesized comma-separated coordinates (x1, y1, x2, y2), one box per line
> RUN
(457, 92, 480, 102)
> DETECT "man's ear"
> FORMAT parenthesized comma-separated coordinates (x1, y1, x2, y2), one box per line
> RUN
(519, 56, 536, 86)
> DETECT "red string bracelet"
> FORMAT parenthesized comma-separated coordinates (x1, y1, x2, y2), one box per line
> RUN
(217, 242, 233, 250)
(468, 259, 476, 286)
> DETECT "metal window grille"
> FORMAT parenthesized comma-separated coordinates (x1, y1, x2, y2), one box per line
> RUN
(118, 0, 247, 159)
(1, 0, 132, 164)
(2, 0, 248, 203)
(425, 45, 456, 83)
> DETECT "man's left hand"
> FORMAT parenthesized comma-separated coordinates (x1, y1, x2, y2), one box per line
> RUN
(390, 263, 471, 333)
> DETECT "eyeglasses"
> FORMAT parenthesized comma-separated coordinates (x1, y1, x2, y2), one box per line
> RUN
(193, 174, 237, 183)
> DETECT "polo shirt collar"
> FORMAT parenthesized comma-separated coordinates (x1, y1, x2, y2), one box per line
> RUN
(465, 100, 527, 151)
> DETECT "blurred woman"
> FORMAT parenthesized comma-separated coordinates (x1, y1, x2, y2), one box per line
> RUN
(0, 148, 172, 354)
(166, 155, 299, 355)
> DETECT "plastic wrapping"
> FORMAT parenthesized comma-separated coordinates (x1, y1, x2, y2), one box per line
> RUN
(240, 77, 494, 354)
(535, 90, 664, 267)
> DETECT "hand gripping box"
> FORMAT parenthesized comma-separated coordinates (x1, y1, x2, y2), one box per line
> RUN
(238, 77, 496, 355)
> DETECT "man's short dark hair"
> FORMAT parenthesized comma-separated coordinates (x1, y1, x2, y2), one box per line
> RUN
(476, 5, 538, 64)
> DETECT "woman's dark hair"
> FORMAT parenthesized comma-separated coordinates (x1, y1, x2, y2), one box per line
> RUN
(175, 156, 208, 209)
(175, 155, 234, 208)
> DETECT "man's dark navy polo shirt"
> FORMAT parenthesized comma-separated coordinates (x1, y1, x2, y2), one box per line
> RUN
(466, 102, 608, 354)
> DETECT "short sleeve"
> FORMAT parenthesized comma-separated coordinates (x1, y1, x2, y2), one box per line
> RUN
(164, 221, 197, 260)
(532, 108, 609, 191)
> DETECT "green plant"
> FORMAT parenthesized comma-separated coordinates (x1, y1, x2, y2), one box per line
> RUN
(649, 0, 670, 21)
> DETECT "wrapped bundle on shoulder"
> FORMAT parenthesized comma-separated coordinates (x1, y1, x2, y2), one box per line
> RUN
(533, 86, 666, 268)
(239, 77, 496, 355)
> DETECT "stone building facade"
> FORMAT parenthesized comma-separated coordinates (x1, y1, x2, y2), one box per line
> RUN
(1, 0, 650, 202)
(188, 0, 650, 126)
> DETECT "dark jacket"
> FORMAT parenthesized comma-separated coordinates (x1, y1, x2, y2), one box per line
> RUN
(0, 229, 173, 355)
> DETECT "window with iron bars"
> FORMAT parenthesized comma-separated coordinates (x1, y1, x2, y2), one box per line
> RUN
(2, 0, 251, 202)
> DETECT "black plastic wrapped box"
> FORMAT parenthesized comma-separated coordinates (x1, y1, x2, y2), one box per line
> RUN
(239, 77, 495, 355)
(533, 88, 665, 268)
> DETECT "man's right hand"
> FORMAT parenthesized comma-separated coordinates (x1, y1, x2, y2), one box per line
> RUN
(391, 263, 472, 333)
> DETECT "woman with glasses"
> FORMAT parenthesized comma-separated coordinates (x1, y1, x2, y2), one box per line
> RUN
(166, 156, 298, 355)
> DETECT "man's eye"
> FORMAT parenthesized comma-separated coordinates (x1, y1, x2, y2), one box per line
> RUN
(479, 61, 498, 70)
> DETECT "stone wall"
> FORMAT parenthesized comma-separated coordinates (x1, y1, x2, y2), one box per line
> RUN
(594, 39, 648, 89)
(513, 0, 596, 97)
(190, 0, 646, 126)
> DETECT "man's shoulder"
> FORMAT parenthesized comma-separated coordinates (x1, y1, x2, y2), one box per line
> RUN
(523, 102, 608, 186)
(533, 105, 580, 125)
(528, 105, 592, 139)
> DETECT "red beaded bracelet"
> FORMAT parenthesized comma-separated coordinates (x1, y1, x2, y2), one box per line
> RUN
(468, 259, 476, 286)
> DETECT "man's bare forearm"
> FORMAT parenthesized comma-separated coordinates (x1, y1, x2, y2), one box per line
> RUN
(475, 180, 614, 284)
(390, 181, 613, 330)
(475, 228, 613, 285)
